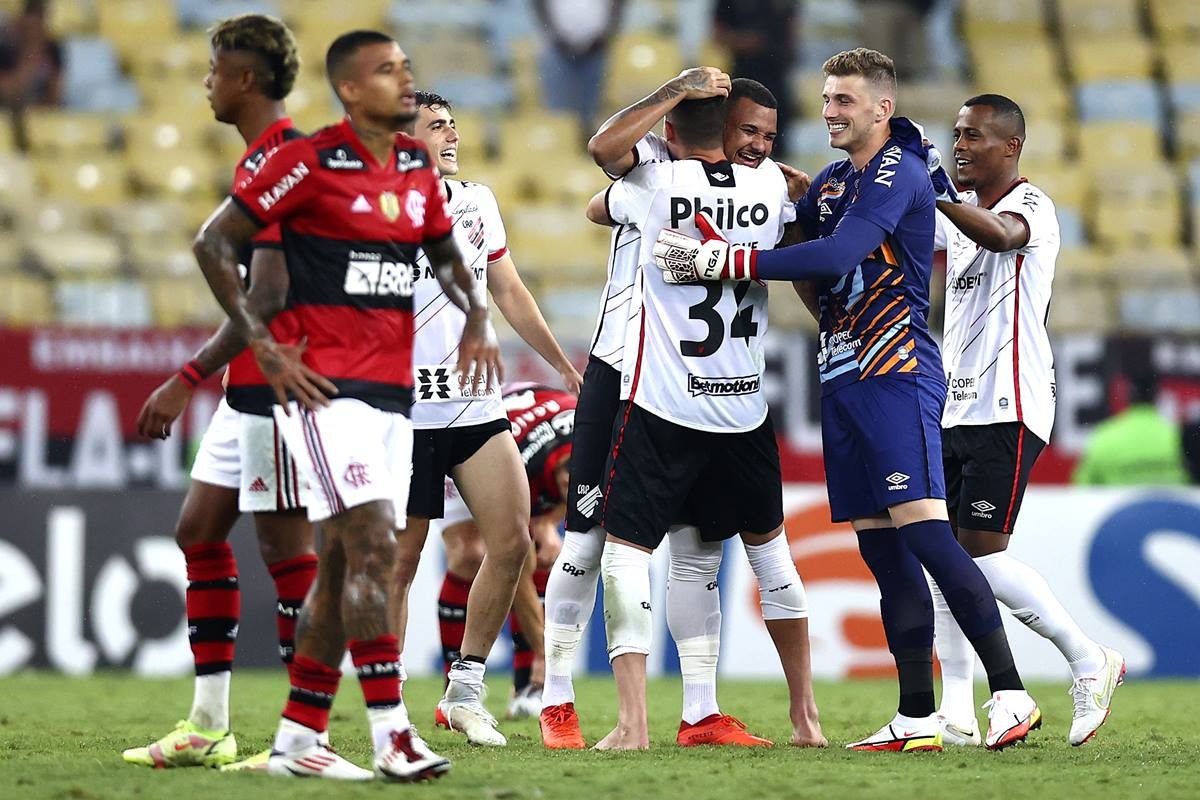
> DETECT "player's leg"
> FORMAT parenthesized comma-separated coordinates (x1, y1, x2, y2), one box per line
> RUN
(268, 400, 447, 781)
(389, 427, 446, 651)
(508, 515, 559, 718)
(595, 534, 653, 751)
(954, 424, 1122, 746)
(122, 400, 242, 769)
(541, 358, 618, 747)
(437, 511, 486, 677)
(930, 428, 980, 745)
(438, 428, 530, 746)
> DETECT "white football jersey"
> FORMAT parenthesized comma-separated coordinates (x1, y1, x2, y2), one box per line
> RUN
(607, 157, 795, 432)
(411, 179, 508, 429)
(590, 134, 672, 368)
(936, 180, 1059, 442)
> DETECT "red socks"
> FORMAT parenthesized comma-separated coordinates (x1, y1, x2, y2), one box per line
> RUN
(282, 655, 341, 732)
(437, 572, 472, 674)
(268, 553, 318, 665)
(183, 543, 240, 675)
(349, 634, 402, 710)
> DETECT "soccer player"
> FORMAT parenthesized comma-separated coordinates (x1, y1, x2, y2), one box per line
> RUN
(432, 383, 577, 718)
(652, 48, 1040, 751)
(388, 91, 583, 746)
(540, 72, 824, 750)
(585, 94, 797, 751)
(929, 94, 1124, 747)
(192, 30, 501, 781)
(123, 14, 319, 771)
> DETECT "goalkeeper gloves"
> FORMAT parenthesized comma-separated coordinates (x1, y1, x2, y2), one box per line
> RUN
(652, 211, 757, 283)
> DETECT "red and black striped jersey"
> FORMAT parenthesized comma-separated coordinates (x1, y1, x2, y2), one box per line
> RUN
(225, 117, 304, 415)
(231, 118, 454, 414)
(504, 383, 576, 515)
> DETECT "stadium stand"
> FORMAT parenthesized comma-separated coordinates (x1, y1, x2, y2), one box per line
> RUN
(0, 0, 1194, 332)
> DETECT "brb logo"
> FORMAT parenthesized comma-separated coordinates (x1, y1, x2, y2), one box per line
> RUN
(1088, 497, 1200, 676)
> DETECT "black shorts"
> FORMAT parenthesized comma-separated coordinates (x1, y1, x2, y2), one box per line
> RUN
(942, 422, 1045, 534)
(600, 402, 784, 548)
(566, 357, 623, 532)
(408, 417, 511, 519)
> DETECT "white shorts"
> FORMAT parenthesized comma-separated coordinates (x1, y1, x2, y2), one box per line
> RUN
(274, 398, 413, 524)
(190, 397, 241, 489)
(237, 411, 305, 513)
(441, 476, 473, 529)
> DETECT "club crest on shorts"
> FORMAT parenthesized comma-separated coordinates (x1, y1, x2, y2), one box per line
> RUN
(344, 461, 371, 488)
(378, 191, 400, 222)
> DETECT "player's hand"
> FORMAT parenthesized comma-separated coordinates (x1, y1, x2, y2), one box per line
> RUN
(251, 336, 337, 414)
(777, 161, 812, 201)
(671, 66, 731, 100)
(893, 116, 960, 204)
(457, 308, 504, 394)
(653, 211, 757, 283)
(136, 374, 193, 439)
(558, 362, 584, 395)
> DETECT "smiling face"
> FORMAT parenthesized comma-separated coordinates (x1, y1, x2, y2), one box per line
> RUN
(951, 104, 1021, 189)
(337, 41, 417, 127)
(821, 73, 890, 158)
(414, 103, 460, 175)
(723, 97, 777, 168)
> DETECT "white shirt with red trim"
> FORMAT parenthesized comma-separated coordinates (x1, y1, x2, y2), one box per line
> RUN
(411, 178, 508, 429)
(935, 180, 1059, 442)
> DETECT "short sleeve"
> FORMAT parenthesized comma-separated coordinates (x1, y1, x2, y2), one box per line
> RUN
(606, 166, 656, 226)
(479, 186, 509, 263)
(842, 148, 930, 234)
(419, 162, 454, 243)
(251, 223, 283, 250)
(1000, 184, 1058, 255)
(604, 132, 670, 180)
(230, 139, 317, 228)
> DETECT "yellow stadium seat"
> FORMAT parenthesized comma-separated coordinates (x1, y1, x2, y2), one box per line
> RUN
(0, 275, 54, 326)
(1047, 284, 1115, 333)
(506, 205, 612, 281)
(1026, 166, 1087, 212)
(1148, 0, 1200, 42)
(498, 111, 582, 162)
(1054, 247, 1108, 280)
(36, 155, 130, 208)
(96, 0, 179, 63)
(1104, 247, 1194, 283)
(404, 36, 494, 82)
(137, 77, 211, 117)
(13, 198, 93, 236)
(47, 0, 97, 36)
(125, 33, 212, 82)
(1066, 36, 1154, 81)
(0, 231, 20, 271)
(1162, 43, 1200, 84)
(0, 153, 35, 207)
(24, 110, 116, 153)
(26, 231, 122, 277)
(967, 34, 1057, 84)
(1018, 120, 1072, 165)
(1087, 162, 1178, 206)
(106, 199, 190, 238)
(123, 115, 209, 160)
(1091, 199, 1182, 250)
(128, 235, 197, 279)
(148, 276, 224, 326)
(1175, 109, 1200, 161)
(962, 0, 1045, 38)
(127, 149, 223, 201)
(282, 0, 389, 35)
(603, 33, 684, 112)
(1077, 121, 1162, 169)
(1057, 0, 1140, 36)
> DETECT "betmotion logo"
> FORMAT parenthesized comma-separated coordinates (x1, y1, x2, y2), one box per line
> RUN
(687, 373, 760, 397)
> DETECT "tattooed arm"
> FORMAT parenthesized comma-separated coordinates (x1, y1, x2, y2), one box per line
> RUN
(587, 66, 731, 177)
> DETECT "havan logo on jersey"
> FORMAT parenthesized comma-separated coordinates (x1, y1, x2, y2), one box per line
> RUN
(686, 373, 760, 397)
(256, 162, 309, 211)
(669, 196, 770, 228)
(873, 145, 903, 187)
(344, 251, 414, 297)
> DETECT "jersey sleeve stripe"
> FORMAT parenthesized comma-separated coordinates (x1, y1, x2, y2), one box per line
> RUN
(486, 246, 508, 263)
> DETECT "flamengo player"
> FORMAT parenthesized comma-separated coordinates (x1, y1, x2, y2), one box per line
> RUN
(434, 382, 577, 714)
(390, 92, 582, 746)
(589, 95, 796, 750)
(540, 73, 823, 750)
(193, 30, 501, 781)
(653, 49, 1039, 751)
(124, 14, 319, 771)
(929, 94, 1123, 747)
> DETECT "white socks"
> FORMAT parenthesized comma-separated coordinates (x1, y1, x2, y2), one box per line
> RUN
(274, 717, 319, 753)
(931, 578, 977, 727)
(667, 526, 722, 724)
(543, 529, 604, 707)
(601, 540, 653, 661)
(974, 552, 1105, 676)
(190, 671, 231, 732)
(447, 658, 486, 697)
(743, 530, 808, 620)
(367, 705, 412, 754)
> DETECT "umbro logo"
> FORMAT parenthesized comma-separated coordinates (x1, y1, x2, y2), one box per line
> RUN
(711, 171, 729, 181)
(576, 486, 603, 518)
(885, 472, 910, 490)
(248, 477, 269, 492)
(351, 194, 372, 213)
(970, 499, 997, 519)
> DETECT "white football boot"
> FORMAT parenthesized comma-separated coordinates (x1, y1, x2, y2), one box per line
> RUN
(374, 727, 451, 782)
(266, 743, 373, 780)
(936, 714, 982, 747)
(507, 685, 543, 720)
(983, 690, 1041, 750)
(437, 681, 507, 746)
(1069, 646, 1126, 746)
(847, 713, 943, 752)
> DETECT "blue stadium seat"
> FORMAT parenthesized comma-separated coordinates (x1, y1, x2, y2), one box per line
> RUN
(56, 280, 153, 327)
(1168, 83, 1200, 113)
(177, 0, 279, 27)
(1058, 207, 1087, 249)
(1076, 81, 1164, 124)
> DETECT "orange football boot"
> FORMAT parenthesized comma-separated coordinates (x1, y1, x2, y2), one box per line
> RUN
(540, 703, 586, 749)
(677, 714, 774, 747)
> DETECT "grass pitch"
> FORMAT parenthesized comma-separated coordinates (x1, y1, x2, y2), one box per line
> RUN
(0, 671, 1196, 799)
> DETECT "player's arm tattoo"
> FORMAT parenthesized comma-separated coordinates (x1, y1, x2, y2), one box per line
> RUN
(779, 222, 821, 321)
(192, 199, 271, 342)
(187, 248, 290, 375)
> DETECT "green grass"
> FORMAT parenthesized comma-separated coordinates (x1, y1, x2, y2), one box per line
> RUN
(1, 672, 1197, 799)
